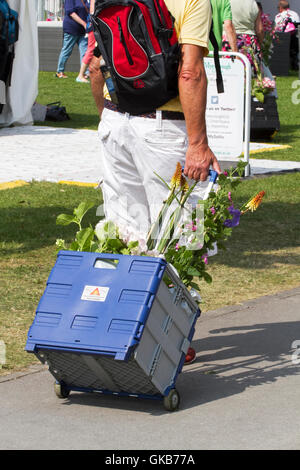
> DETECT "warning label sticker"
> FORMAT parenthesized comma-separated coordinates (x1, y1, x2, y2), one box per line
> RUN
(81, 285, 109, 302)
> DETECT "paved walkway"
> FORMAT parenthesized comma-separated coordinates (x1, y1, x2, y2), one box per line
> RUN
(1, 125, 300, 184)
(1, 287, 300, 450)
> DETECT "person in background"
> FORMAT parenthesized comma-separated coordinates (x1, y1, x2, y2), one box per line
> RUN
(76, 0, 96, 82)
(275, 0, 299, 29)
(56, 0, 89, 79)
(209, 0, 237, 52)
(275, 1, 299, 71)
(87, 0, 105, 116)
(223, 0, 264, 74)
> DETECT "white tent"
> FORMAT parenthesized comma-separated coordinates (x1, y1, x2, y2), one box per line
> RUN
(0, 0, 39, 127)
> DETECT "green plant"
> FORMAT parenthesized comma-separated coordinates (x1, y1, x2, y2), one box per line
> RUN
(56, 160, 265, 295)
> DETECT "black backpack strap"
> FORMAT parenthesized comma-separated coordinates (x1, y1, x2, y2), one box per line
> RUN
(209, 26, 224, 94)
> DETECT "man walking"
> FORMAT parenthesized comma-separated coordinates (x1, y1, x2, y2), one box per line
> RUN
(90, 0, 222, 363)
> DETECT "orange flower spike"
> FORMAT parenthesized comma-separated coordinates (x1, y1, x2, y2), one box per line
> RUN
(180, 174, 189, 193)
(245, 191, 266, 212)
(170, 162, 182, 189)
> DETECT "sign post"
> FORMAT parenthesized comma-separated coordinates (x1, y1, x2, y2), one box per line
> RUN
(205, 52, 252, 177)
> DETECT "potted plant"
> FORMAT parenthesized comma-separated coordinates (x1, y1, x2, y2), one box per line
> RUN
(56, 161, 266, 300)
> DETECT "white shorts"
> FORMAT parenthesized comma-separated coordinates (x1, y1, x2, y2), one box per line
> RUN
(97, 107, 212, 239)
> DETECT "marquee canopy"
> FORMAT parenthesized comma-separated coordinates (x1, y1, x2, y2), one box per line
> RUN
(0, 0, 38, 127)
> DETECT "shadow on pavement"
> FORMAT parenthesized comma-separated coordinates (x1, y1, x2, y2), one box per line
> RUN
(178, 320, 300, 410)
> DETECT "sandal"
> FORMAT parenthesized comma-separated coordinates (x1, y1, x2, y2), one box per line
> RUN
(55, 72, 68, 79)
(76, 76, 89, 83)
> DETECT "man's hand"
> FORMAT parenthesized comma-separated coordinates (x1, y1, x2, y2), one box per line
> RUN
(184, 142, 221, 181)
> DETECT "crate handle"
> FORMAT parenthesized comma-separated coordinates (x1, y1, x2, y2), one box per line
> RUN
(94, 258, 119, 270)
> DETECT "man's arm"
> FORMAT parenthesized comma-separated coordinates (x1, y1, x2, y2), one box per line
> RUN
(223, 19, 238, 52)
(89, 55, 105, 118)
(179, 44, 221, 181)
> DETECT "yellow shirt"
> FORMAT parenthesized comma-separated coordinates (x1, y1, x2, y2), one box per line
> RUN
(159, 0, 212, 111)
(103, 0, 212, 112)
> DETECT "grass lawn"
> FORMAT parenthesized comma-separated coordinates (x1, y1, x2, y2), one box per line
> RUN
(36, 71, 100, 130)
(250, 70, 300, 162)
(0, 183, 102, 374)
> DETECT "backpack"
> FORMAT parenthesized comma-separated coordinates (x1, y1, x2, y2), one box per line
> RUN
(0, 0, 18, 45)
(92, 0, 223, 115)
(0, 0, 19, 94)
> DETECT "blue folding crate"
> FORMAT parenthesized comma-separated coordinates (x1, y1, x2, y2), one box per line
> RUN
(26, 251, 200, 411)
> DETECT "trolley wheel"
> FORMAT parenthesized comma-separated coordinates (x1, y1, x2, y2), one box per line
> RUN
(163, 389, 180, 411)
(54, 381, 70, 399)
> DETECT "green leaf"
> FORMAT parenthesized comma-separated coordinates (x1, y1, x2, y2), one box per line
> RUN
(56, 213, 77, 226)
(75, 227, 95, 251)
(73, 201, 95, 224)
(187, 267, 201, 276)
(203, 272, 213, 284)
(189, 281, 200, 291)
(254, 91, 265, 103)
(107, 238, 124, 251)
(70, 241, 80, 251)
(128, 240, 139, 250)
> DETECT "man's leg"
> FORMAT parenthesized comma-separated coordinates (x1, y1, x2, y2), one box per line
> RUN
(97, 108, 151, 237)
(130, 114, 211, 229)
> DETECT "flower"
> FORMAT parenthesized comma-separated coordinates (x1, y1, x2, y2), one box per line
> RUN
(170, 162, 182, 189)
(180, 174, 189, 194)
(201, 254, 208, 265)
(243, 191, 266, 213)
(56, 161, 266, 295)
(262, 77, 276, 90)
(224, 205, 241, 228)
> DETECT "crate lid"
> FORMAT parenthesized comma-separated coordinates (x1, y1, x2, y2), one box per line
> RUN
(26, 251, 166, 360)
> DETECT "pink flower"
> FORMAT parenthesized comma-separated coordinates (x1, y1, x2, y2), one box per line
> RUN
(223, 171, 228, 177)
(202, 254, 208, 265)
(175, 243, 179, 251)
(262, 77, 275, 89)
(210, 207, 216, 215)
(228, 191, 232, 201)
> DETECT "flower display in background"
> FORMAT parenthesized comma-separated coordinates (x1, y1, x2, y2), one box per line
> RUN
(244, 48, 276, 103)
(260, 13, 279, 67)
